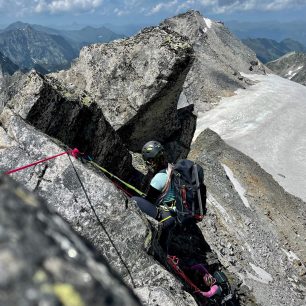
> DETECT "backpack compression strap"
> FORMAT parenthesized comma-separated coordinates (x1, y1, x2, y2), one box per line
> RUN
(193, 163, 204, 217)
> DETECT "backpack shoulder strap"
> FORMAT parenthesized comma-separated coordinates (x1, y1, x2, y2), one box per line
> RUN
(161, 163, 174, 193)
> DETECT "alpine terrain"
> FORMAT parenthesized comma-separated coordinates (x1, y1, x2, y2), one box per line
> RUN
(266, 52, 306, 86)
(0, 22, 123, 73)
(241, 38, 306, 63)
(0, 10, 305, 306)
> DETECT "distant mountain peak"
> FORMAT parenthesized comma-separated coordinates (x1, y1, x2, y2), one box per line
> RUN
(5, 21, 30, 31)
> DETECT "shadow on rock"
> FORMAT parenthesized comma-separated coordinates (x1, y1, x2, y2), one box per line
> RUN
(149, 221, 241, 306)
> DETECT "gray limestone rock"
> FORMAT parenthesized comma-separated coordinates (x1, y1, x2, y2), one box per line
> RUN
(3, 70, 134, 180)
(160, 10, 266, 113)
(53, 26, 194, 153)
(189, 129, 306, 306)
(0, 175, 142, 306)
(0, 109, 197, 306)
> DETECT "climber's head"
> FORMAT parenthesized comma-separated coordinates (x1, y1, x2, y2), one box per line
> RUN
(142, 140, 167, 172)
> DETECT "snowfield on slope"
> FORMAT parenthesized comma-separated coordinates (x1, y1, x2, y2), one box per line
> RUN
(194, 73, 306, 201)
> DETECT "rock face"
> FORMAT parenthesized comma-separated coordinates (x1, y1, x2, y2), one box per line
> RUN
(54, 26, 194, 153)
(266, 51, 306, 86)
(189, 129, 306, 306)
(4, 70, 134, 180)
(160, 10, 266, 113)
(0, 175, 142, 306)
(2, 9, 305, 306)
(0, 71, 25, 113)
(0, 109, 197, 306)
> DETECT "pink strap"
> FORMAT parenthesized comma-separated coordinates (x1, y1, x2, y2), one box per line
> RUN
(5, 148, 80, 175)
(199, 284, 220, 298)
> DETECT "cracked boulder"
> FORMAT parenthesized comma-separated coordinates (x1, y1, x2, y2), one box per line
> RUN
(161, 10, 266, 113)
(3, 70, 134, 180)
(0, 109, 197, 306)
(0, 175, 142, 306)
(53, 26, 194, 153)
(188, 129, 306, 306)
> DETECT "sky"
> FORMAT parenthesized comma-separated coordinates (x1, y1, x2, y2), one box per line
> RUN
(0, 0, 306, 28)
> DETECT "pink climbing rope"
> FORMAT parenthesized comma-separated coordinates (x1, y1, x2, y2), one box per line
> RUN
(4, 148, 80, 175)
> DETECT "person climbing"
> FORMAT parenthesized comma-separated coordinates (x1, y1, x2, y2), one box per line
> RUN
(132, 141, 176, 235)
(132, 140, 207, 251)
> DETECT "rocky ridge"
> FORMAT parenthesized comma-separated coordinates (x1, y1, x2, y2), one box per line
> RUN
(1, 10, 305, 306)
(160, 10, 266, 113)
(189, 129, 306, 306)
(53, 26, 194, 154)
(0, 108, 197, 306)
(266, 51, 306, 86)
(0, 175, 142, 306)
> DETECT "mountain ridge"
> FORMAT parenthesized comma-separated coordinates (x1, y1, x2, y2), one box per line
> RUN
(0, 10, 305, 306)
(242, 37, 306, 63)
(0, 21, 123, 73)
(266, 51, 306, 86)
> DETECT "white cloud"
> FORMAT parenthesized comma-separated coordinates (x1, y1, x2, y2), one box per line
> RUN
(148, 0, 178, 15)
(0, 0, 305, 19)
(176, 0, 196, 12)
(34, 0, 103, 13)
(114, 7, 128, 16)
(197, 0, 306, 13)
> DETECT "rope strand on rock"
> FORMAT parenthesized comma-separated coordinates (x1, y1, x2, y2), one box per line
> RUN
(67, 153, 136, 289)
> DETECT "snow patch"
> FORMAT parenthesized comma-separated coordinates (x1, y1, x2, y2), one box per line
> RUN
(203, 27, 208, 33)
(285, 65, 303, 78)
(207, 194, 232, 223)
(222, 164, 250, 208)
(203, 18, 212, 29)
(247, 263, 273, 284)
(286, 70, 293, 76)
(282, 248, 300, 262)
(193, 73, 306, 201)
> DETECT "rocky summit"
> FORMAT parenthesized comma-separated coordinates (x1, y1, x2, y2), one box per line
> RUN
(160, 10, 266, 113)
(0, 10, 306, 306)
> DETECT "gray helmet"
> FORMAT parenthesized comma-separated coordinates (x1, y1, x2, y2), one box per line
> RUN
(142, 141, 164, 164)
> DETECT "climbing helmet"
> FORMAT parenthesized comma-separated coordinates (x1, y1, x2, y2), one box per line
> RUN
(142, 141, 165, 166)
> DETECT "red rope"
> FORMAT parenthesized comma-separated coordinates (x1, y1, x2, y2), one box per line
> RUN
(4, 148, 80, 175)
(112, 179, 133, 198)
(167, 255, 201, 293)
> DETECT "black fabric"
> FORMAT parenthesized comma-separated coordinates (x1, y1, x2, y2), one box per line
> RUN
(169, 159, 207, 224)
(132, 196, 158, 218)
(145, 185, 162, 204)
(132, 196, 176, 252)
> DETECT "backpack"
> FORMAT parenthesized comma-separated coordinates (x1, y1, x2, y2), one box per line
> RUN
(160, 159, 207, 224)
